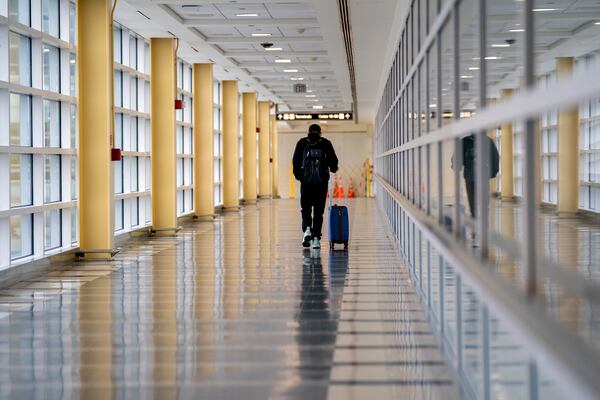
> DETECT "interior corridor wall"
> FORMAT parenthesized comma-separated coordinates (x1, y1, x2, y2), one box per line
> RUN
(277, 129, 372, 199)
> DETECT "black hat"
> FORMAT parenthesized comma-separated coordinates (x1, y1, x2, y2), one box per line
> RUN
(309, 124, 321, 134)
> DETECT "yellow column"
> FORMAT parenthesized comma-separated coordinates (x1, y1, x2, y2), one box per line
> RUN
(271, 114, 280, 198)
(500, 89, 514, 199)
(258, 101, 272, 198)
(77, 0, 114, 257)
(242, 93, 258, 204)
(222, 81, 240, 210)
(193, 64, 215, 220)
(557, 57, 579, 214)
(150, 38, 177, 233)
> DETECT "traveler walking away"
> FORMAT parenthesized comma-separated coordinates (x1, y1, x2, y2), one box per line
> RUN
(451, 134, 500, 218)
(293, 124, 339, 248)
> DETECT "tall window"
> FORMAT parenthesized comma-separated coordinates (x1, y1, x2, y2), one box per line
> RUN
(214, 81, 223, 206)
(113, 25, 151, 233)
(177, 61, 194, 216)
(1, 2, 78, 266)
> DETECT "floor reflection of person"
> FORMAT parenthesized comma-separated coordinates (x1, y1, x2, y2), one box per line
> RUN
(284, 249, 348, 398)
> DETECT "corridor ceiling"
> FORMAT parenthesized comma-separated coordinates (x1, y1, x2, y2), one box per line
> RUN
(116, 1, 353, 115)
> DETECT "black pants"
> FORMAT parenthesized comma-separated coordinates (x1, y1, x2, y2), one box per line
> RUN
(465, 179, 476, 218)
(300, 183, 328, 238)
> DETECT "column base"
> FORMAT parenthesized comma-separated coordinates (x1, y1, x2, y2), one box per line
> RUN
(149, 227, 181, 236)
(500, 196, 518, 202)
(194, 213, 217, 221)
(221, 206, 240, 212)
(556, 210, 579, 218)
(258, 195, 272, 199)
(272, 195, 281, 199)
(241, 198, 258, 205)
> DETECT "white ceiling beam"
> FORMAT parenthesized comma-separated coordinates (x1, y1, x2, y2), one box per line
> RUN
(224, 51, 328, 57)
(182, 18, 318, 27)
(206, 36, 323, 44)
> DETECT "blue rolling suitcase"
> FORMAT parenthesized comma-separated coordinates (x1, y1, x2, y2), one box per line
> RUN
(328, 182, 349, 249)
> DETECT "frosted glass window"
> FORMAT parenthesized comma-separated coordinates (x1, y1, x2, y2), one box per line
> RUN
(10, 94, 32, 146)
(114, 28, 122, 64)
(71, 207, 77, 244)
(10, 154, 33, 207)
(44, 100, 61, 147)
(129, 36, 138, 70)
(70, 53, 76, 96)
(11, 214, 33, 260)
(9, 32, 31, 86)
(43, 44, 61, 93)
(71, 156, 77, 200)
(44, 209, 62, 250)
(114, 71, 123, 107)
(70, 105, 77, 149)
(130, 77, 138, 111)
(69, 2, 76, 44)
(44, 155, 62, 203)
(115, 113, 123, 148)
(131, 198, 139, 227)
(115, 159, 123, 194)
(145, 159, 151, 190)
(42, 0, 60, 38)
(8, 0, 31, 26)
(115, 200, 124, 231)
(130, 158, 139, 192)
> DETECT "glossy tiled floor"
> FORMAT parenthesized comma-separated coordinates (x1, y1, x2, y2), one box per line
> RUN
(0, 199, 458, 400)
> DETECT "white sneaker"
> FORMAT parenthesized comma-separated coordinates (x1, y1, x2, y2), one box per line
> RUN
(311, 237, 321, 249)
(302, 227, 312, 247)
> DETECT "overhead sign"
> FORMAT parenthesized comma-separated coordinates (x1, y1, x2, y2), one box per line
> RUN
(293, 83, 307, 93)
(277, 112, 353, 121)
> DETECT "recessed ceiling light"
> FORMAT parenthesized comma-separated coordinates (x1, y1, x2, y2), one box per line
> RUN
(284, 69, 298, 73)
(313, 105, 323, 110)
(533, 8, 558, 12)
(265, 47, 283, 51)
(509, 29, 525, 32)
(275, 59, 292, 63)
(491, 44, 510, 47)
(252, 33, 271, 37)
(595, 22, 600, 25)
(236, 13, 259, 17)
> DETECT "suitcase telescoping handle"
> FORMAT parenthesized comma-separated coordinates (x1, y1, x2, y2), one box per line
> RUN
(329, 173, 334, 208)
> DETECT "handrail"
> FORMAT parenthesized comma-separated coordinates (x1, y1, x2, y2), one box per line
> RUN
(376, 61, 600, 158)
(375, 173, 600, 400)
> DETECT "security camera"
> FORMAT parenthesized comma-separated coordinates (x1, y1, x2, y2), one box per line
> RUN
(261, 43, 274, 49)
(505, 39, 516, 45)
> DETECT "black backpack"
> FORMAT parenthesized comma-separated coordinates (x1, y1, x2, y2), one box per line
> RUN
(302, 139, 326, 184)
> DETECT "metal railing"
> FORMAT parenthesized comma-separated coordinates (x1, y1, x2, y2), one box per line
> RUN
(373, 0, 600, 398)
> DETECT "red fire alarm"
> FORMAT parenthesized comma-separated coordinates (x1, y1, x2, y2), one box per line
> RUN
(111, 148, 122, 161)
(175, 99, 183, 110)
(269, 158, 273, 163)
(256, 127, 260, 133)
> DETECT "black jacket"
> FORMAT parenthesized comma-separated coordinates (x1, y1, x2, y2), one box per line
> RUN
(293, 134, 339, 183)
(451, 134, 500, 181)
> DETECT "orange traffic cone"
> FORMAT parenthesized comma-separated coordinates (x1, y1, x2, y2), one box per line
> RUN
(347, 178, 356, 198)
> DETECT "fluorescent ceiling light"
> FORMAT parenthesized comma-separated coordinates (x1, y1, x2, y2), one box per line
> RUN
(509, 29, 525, 32)
(595, 22, 600, 25)
(468, 67, 480, 70)
(491, 44, 510, 47)
(236, 13, 259, 17)
(307, 90, 313, 93)
(429, 104, 437, 107)
(265, 47, 283, 51)
(284, 69, 298, 73)
(290, 77, 304, 81)
(252, 33, 272, 37)
(461, 75, 474, 79)
(306, 95, 316, 98)
(533, 8, 558, 12)
(313, 105, 323, 110)
(473, 56, 502, 60)
(275, 59, 292, 63)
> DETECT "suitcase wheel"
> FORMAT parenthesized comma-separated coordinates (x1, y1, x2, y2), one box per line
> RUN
(343, 242, 348, 249)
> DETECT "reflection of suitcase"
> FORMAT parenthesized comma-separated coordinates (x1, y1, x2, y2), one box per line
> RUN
(329, 204, 349, 249)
